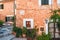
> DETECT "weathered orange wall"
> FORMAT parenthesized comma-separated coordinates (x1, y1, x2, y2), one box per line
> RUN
(0, 0, 60, 34)
(16, 0, 60, 34)
(0, 1, 14, 21)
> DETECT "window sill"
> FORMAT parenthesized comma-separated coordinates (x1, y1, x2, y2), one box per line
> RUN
(0, 9, 3, 11)
(27, 27, 34, 29)
(39, 5, 51, 10)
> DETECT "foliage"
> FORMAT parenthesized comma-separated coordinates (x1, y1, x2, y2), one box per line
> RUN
(26, 29, 36, 39)
(22, 27, 27, 34)
(12, 16, 14, 22)
(50, 11, 59, 22)
(16, 27, 22, 37)
(13, 26, 22, 37)
(50, 9, 60, 22)
(50, 9, 60, 31)
(13, 26, 18, 32)
(37, 33, 51, 40)
(0, 20, 4, 26)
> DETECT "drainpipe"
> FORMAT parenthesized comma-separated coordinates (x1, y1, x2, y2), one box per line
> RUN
(13, 0, 16, 27)
(45, 19, 49, 34)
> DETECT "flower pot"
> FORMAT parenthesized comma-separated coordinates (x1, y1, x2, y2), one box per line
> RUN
(22, 34, 26, 38)
(12, 32, 16, 35)
(27, 37, 32, 40)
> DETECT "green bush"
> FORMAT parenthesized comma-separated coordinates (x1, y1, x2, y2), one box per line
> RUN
(26, 29, 36, 40)
(12, 16, 14, 22)
(22, 27, 27, 34)
(13, 26, 22, 37)
(0, 20, 4, 25)
(16, 28, 22, 37)
(13, 26, 18, 32)
(37, 33, 51, 40)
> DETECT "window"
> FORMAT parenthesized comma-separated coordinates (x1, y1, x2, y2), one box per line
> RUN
(38, 0, 52, 6)
(5, 16, 13, 22)
(23, 19, 34, 29)
(26, 21, 31, 28)
(40, 27, 44, 31)
(0, 4, 4, 9)
(41, 0, 49, 5)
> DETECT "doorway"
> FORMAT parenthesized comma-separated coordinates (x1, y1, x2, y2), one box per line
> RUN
(48, 22, 60, 40)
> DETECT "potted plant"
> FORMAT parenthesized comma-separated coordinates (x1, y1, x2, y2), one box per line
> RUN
(13, 26, 22, 37)
(16, 27, 22, 37)
(12, 26, 18, 35)
(27, 29, 36, 40)
(0, 20, 4, 27)
(22, 27, 27, 37)
(37, 33, 51, 40)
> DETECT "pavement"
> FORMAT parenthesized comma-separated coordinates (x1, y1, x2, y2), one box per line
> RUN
(0, 24, 27, 40)
(12, 38, 27, 40)
(0, 34, 15, 40)
(0, 24, 15, 40)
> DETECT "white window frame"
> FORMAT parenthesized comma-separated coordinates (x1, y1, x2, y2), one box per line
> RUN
(38, 0, 52, 6)
(6, 15, 14, 17)
(6, 15, 14, 22)
(23, 19, 34, 29)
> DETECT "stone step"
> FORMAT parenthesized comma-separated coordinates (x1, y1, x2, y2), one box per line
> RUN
(0, 34, 15, 40)
(12, 38, 27, 40)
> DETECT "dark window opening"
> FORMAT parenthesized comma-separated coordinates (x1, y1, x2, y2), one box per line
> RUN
(41, 0, 49, 5)
(0, 4, 4, 9)
(5, 16, 13, 22)
(26, 21, 31, 28)
(40, 27, 44, 31)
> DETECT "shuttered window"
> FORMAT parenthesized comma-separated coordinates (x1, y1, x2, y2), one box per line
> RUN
(0, 4, 4, 9)
(41, 0, 49, 5)
(38, 0, 52, 6)
(5, 17, 13, 22)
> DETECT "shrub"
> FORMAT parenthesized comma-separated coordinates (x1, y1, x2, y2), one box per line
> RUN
(22, 27, 27, 34)
(12, 16, 14, 22)
(0, 20, 4, 25)
(0, 20, 4, 27)
(13, 26, 18, 32)
(16, 28, 22, 37)
(26, 29, 36, 40)
(13, 26, 22, 37)
(37, 33, 51, 40)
